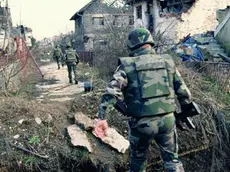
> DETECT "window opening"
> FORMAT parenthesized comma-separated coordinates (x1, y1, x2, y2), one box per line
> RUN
(136, 5, 142, 19)
(92, 17, 104, 25)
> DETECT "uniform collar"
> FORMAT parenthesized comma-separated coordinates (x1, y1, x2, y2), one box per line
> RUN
(129, 46, 156, 57)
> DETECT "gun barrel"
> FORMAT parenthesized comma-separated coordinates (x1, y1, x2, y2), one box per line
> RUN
(175, 102, 201, 130)
(177, 102, 201, 120)
(185, 117, 195, 129)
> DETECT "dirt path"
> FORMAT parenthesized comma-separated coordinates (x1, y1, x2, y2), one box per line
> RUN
(35, 62, 84, 102)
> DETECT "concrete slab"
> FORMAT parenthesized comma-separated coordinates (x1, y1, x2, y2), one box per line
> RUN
(93, 128, 130, 154)
(67, 125, 92, 152)
(74, 112, 129, 154)
(75, 112, 96, 131)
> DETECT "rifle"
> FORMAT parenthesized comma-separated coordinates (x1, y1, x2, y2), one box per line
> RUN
(114, 100, 201, 131)
(175, 102, 201, 131)
(114, 99, 128, 116)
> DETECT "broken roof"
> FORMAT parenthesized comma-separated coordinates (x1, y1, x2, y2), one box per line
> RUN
(70, 0, 129, 20)
(70, 1, 94, 20)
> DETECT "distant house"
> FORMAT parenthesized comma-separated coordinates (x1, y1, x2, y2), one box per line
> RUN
(0, 5, 13, 53)
(23, 26, 33, 47)
(126, 0, 230, 44)
(12, 25, 34, 48)
(70, 0, 134, 51)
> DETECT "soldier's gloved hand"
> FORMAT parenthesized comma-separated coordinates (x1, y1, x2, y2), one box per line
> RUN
(94, 119, 108, 138)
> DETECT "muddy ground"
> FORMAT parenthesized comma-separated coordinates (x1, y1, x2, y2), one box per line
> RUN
(0, 62, 229, 172)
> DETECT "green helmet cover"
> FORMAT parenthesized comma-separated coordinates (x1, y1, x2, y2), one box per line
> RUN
(127, 28, 154, 50)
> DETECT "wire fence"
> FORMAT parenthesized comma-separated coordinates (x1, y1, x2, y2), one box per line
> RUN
(0, 38, 43, 92)
(76, 50, 94, 66)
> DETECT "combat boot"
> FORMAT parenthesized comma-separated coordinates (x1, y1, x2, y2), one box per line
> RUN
(75, 80, 78, 85)
(69, 79, 73, 84)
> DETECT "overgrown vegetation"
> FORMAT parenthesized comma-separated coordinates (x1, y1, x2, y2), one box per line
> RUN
(0, 55, 229, 171)
(0, 19, 230, 171)
(89, 28, 230, 171)
(77, 24, 131, 80)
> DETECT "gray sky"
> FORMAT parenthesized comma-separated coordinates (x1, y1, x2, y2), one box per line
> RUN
(8, 0, 91, 40)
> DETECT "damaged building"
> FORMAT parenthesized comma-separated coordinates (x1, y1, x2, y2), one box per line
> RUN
(70, 0, 133, 51)
(14, 25, 34, 48)
(126, 0, 230, 45)
(128, 0, 195, 33)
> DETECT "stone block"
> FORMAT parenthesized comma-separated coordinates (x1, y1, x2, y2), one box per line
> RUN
(67, 125, 92, 152)
(74, 112, 129, 153)
(75, 112, 96, 131)
(93, 128, 130, 154)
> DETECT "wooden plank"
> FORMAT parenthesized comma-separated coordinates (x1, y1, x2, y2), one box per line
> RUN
(214, 11, 230, 37)
(218, 53, 230, 63)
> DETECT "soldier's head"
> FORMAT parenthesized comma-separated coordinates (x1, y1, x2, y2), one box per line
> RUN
(66, 43, 71, 48)
(56, 45, 60, 48)
(127, 28, 154, 51)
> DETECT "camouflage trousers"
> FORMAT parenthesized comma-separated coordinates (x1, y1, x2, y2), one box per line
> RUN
(66, 63, 77, 83)
(128, 113, 184, 172)
(55, 57, 61, 69)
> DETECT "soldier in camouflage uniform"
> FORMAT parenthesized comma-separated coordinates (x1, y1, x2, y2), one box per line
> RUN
(62, 43, 80, 84)
(95, 28, 191, 172)
(53, 45, 63, 69)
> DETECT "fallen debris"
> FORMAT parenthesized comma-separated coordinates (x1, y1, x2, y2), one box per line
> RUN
(93, 128, 130, 154)
(74, 112, 130, 153)
(173, 31, 230, 62)
(218, 53, 230, 63)
(74, 112, 96, 131)
(18, 119, 24, 124)
(13, 134, 20, 139)
(35, 117, 42, 125)
(67, 124, 93, 152)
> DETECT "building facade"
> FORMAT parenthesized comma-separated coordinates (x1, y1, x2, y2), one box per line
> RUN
(70, 0, 134, 51)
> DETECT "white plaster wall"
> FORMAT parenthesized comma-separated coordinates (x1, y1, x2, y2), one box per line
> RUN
(176, 0, 230, 40)
(152, 0, 178, 41)
(133, 2, 149, 28)
(25, 31, 32, 47)
(139, 0, 230, 42)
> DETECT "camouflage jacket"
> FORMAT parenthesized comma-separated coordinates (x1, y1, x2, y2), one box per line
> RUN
(62, 48, 80, 64)
(53, 47, 63, 59)
(98, 46, 191, 119)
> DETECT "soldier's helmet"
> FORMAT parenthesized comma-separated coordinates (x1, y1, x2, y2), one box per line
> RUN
(56, 45, 60, 48)
(127, 28, 154, 50)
